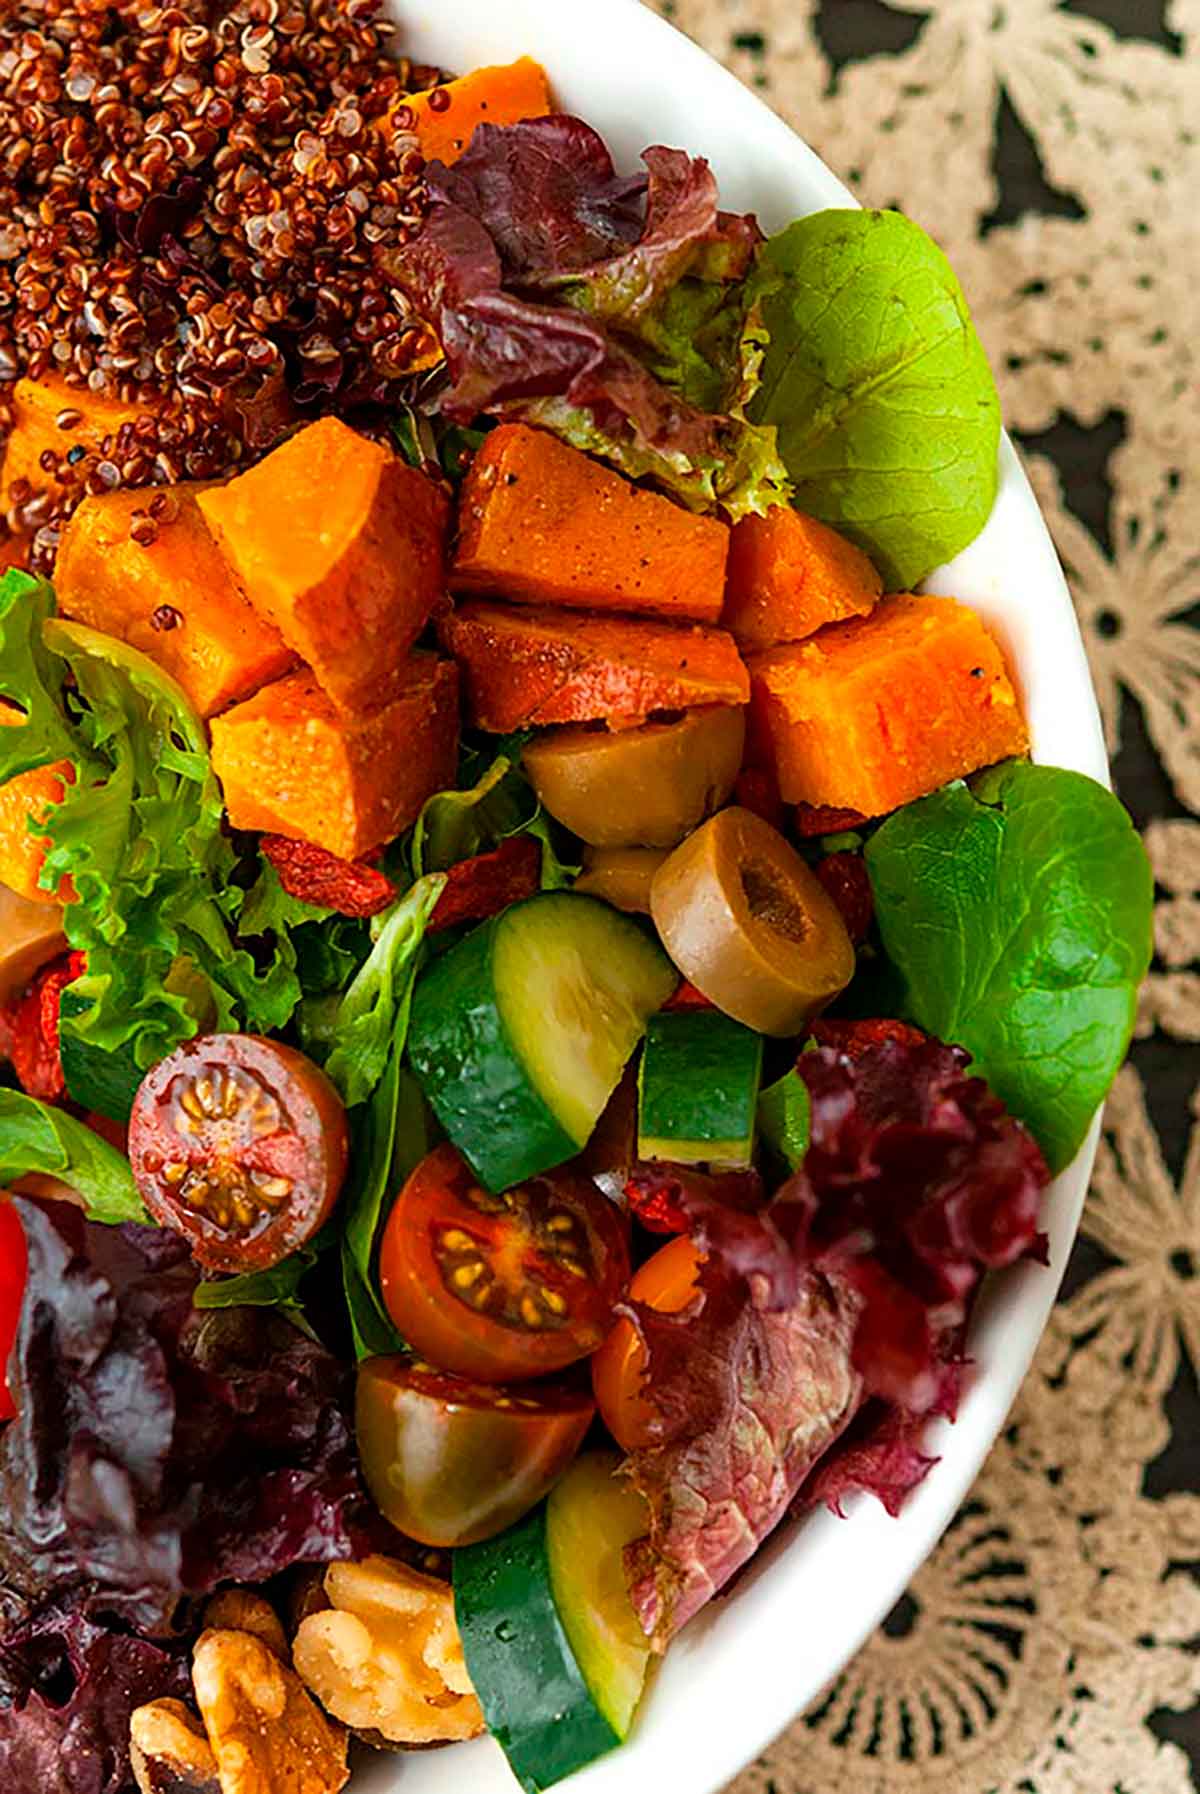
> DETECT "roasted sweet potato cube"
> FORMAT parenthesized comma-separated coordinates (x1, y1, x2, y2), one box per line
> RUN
(199, 419, 450, 715)
(382, 57, 553, 165)
(1, 373, 155, 514)
(0, 709, 75, 904)
(440, 600, 750, 731)
(210, 657, 459, 860)
(55, 485, 295, 719)
(453, 425, 729, 623)
(748, 594, 1028, 816)
(723, 506, 882, 651)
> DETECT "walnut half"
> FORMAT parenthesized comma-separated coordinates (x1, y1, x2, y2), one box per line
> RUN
(192, 1628, 350, 1794)
(292, 1556, 484, 1747)
(202, 1590, 290, 1665)
(129, 1700, 221, 1794)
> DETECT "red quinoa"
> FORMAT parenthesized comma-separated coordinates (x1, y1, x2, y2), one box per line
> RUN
(0, 0, 443, 569)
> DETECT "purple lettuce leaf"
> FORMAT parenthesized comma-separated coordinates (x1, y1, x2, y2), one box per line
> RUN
(620, 1038, 1050, 1642)
(621, 1245, 863, 1647)
(0, 1610, 190, 1794)
(0, 1199, 377, 1792)
(389, 117, 787, 516)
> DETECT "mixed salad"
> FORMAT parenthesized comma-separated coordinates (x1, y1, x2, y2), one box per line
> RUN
(0, 20, 1153, 1794)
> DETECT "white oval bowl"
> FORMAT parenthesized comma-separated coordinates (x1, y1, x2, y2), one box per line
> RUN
(359, 5, 1110, 1791)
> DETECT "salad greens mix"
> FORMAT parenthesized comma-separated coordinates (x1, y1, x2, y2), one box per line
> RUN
(0, 36, 1151, 1794)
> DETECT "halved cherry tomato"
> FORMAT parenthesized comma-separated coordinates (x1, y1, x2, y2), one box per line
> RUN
(0, 1199, 27, 1422)
(356, 1355, 594, 1547)
(379, 1144, 631, 1384)
(128, 1034, 349, 1273)
(592, 1235, 703, 1451)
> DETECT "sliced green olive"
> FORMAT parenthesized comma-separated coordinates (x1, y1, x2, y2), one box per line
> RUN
(649, 807, 855, 1037)
(523, 706, 745, 849)
(574, 846, 669, 915)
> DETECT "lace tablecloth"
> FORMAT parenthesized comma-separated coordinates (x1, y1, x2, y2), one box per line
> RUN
(641, 3, 1200, 1789)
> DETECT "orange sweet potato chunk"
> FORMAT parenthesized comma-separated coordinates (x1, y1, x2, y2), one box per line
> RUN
(440, 600, 749, 731)
(723, 506, 883, 651)
(1, 373, 155, 513)
(199, 418, 450, 715)
(55, 485, 295, 719)
(453, 425, 729, 624)
(385, 57, 553, 165)
(748, 594, 1029, 817)
(210, 656, 460, 860)
(0, 749, 75, 905)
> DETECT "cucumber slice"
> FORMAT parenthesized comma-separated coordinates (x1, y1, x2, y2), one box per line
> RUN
(757, 1066, 811, 1171)
(637, 1008, 763, 1168)
(454, 1502, 621, 1793)
(546, 1452, 652, 1740)
(58, 988, 143, 1123)
(409, 893, 676, 1192)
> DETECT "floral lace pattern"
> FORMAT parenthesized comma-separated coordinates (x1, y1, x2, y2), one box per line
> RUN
(641, 1, 1200, 1786)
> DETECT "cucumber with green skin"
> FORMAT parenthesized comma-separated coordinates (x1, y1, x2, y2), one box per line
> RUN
(638, 1007, 763, 1167)
(546, 1452, 653, 1741)
(408, 892, 676, 1193)
(59, 988, 143, 1123)
(454, 1501, 621, 1793)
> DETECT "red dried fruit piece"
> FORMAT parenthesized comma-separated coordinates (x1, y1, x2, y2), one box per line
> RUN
(810, 1017, 928, 1061)
(661, 980, 716, 1013)
(1, 950, 85, 1103)
(734, 765, 784, 830)
(428, 835, 541, 934)
(814, 851, 874, 944)
(261, 834, 397, 918)
(794, 802, 869, 839)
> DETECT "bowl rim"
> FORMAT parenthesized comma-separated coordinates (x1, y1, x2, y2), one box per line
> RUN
(356, 7, 1110, 1792)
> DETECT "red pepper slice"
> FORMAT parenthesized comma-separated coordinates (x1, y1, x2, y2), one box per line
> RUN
(261, 834, 398, 918)
(428, 836, 541, 934)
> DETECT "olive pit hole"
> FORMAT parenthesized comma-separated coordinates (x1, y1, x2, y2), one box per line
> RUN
(741, 860, 809, 943)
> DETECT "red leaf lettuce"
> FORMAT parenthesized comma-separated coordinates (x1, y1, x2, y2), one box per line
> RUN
(0, 1199, 374, 1793)
(622, 1038, 1049, 1643)
(390, 117, 788, 516)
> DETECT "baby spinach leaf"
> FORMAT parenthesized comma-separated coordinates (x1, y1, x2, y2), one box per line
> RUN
(865, 763, 1153, 1173)
(750, 210, 1002, 590)
(0, 1089, 146, 1224)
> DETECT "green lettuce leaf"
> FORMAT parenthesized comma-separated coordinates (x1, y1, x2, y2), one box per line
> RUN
(865, 763, 1153, 1172)
(324, 874, 446, 1109)
(340, 1052, 434, 1360)
(750, 210, 1002, 589)
(0, 571, 81, 779)
(0, 1090, 146, 1224)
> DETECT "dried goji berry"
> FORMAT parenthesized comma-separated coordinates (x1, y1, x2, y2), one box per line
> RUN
(262, 834, 397, 918)
(794, 802, 869, 839)
(661, 979, 716, 1012)
(429, 835, 541, 934)
(811, 1017, 927, 1061)
(1, 950, 85, 1103)
(814, 851, 874, 944)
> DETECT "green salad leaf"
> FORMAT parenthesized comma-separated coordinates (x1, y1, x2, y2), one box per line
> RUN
(0, 1090, 146, 1224)
(0, 594, 310, 1071)
(865, 763, 1153, 1172)
(750, 209, 1002, 589)
(0, 571, 80, 778)
(340, 1052, 434, 1360)
(324, 874, 446, 1109)
(192, 1230, 334, 1340)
